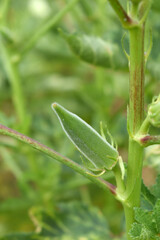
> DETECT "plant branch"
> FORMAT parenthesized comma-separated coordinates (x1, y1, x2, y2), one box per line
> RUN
(0, 37, 29, 132)
(107, 0, 137, 28)
(0, 0, 10, 25)
(20, 0, 79, 56)
(136, 135, 160, 147)
(0, 124, 116, 194)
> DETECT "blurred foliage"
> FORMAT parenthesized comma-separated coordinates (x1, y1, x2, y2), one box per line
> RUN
(0, 0, 159, 239)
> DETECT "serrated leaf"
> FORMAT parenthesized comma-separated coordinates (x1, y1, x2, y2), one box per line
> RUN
(52, 103, 119, 171)
(134, 208, 157, 233)
(129, 223, 154, 240)
(33, 202, 110, 239)
(153, 199, 160, 232)
(130, 201, 160, 240)
(60, 30, 119, 68)
(141, 181, 156, 210)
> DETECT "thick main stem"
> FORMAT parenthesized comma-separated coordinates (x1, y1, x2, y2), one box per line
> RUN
(124, 24, 145, 239)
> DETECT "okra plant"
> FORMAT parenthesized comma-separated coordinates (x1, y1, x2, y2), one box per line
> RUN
(0, 0, 160, 239)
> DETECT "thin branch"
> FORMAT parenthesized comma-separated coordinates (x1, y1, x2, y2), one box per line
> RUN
(20, 0, 80, 56)
(108, 0, 137, 28)
(0, 124, 116, 194)
(0, 0, 11, 25)
(0, 37, 28, 131)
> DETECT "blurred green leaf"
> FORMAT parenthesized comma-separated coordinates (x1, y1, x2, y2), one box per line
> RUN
(60, 30, 121, 68)
(34, 202, 111, 239)
(151, 174, 160, 198)
(0, 233, 36, 240)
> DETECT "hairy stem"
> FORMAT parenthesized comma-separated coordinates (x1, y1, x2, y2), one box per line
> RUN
(0, 124, 116, 194)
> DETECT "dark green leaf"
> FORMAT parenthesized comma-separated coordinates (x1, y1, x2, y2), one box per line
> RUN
(35, 202, 111, 239)
(152, 0, 160, 12)
(0, 233, 37, 240)
(153, 199, 160, 232)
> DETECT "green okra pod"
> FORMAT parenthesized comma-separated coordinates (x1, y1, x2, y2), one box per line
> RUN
(52, 103, 119, 171)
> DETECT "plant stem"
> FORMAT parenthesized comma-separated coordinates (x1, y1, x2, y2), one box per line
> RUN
(107, 0, 137, 28)
(21, 0, 79, 56)
(124, 23, 145, 239)
(0, 124, 116, 194)
(137, 135, 160, 147)
(138, 115, 150, 135)
(0, 37, 29, 132)
(113, 162, 126, 195)
(0, 0, 10, 25)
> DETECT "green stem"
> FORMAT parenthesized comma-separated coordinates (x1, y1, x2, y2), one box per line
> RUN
(20, 0, 79, 56)
(0, 37, 29, 132)
(138, 115, 150, 135)
(136, 135, 160, 147)
(0, 0, 10, 25)
(124, 22, 145, 239)
(113, 162, 126, 195)
(128, 26, 145, 134)
(0, 124, 116, 194)
(107, 0, 137, 28)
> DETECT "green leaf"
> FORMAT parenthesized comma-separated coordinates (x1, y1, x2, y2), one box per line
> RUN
(134, 208, 157, 233)
(151, 174, 160, 198)
(52, 103, 119, 171)
(130, 198, 160, 240)
(33, 202, 111, 240)
(60, 30, 119, 68)
(0, 233, 37, 240)
(141, 181, 156, 210)
(129, 223, 155, 240)
(152, 0, 160, 12)
(153, 199, 160, 232)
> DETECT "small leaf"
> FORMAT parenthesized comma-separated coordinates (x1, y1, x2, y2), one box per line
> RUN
(134, 208, 157, 233)
(151, 174, 160, 199)
(141, 181, 156, 210)
(52, 103, 119, 171)
(153, 199, 160, 232)
(60, 30, 119, 68)
(129, 223, 154, 240)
